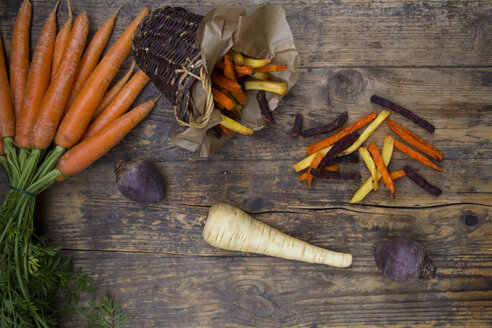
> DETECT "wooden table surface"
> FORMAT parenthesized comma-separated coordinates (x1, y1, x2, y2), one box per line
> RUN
(1, 0, 491, 326)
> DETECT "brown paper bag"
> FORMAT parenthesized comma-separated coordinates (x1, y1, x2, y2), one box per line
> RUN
(170, 6, 299, 157)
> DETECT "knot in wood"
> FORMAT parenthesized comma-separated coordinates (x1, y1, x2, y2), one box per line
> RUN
(329, 69, 364, 104)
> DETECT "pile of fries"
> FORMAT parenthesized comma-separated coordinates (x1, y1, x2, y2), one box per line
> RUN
(292, 95, 444, 202)
(210, 50, 288, 137)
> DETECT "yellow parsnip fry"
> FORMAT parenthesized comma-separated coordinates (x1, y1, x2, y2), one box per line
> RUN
(293, 146, 333, 172)
(340, 110, 391, 155)
(243, 57, 271, 68)
(359, 146, 378, 191)
(350, 134, 395, 203)
(228, 50, 244, 65)
(220, 114, 253, 136)
(244, 80, 288, 95)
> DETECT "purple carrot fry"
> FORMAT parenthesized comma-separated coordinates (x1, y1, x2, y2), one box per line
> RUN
(319, 131, 360, 168)
(370, 95, 435, 133)
(325, 153, 360, 165)
(212, 125, 223, 139)
(257, 91, 277, 126)
(403, 165, 441, 196)
(300, 111, 348, 137)
(310, 169, 361, 180)
(290, 112, 303, 138)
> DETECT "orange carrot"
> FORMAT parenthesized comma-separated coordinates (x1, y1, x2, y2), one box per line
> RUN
(211, 71, 241, 92)
(0, 34, 15, 138)
(31, 11, 89, 150)
(57, 96, 158, 178)
(212, 87, 235, 111)
(306, 112, 377, 155)
(369, 142, 395, 198)
(231, 89, 248, 105)
(10, 0, 32, 118)
(52, 0, 72, 78)
(254, 64, 287, 73)
(386, 119, 443, 161)
(66, 5, 122, 108)
(92, 62, 135, 120)
(394, 139, 442, 172)
(219, 124, 233, 136)
(15, 3, 58, 148)
(307, 152, 324, 188)
(324, 164, 340, 172)
(223, 55, 236, 81)
(83, 70, 149, 139)
(390, 169, 406, 180)
(299, 172, 308, 181)
(55, 8, 150, 149)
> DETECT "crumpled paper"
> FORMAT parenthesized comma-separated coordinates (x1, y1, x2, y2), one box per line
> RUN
(170, 6, 299, 157)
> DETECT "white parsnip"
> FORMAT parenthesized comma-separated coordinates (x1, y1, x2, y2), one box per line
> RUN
(202, 203, 353, 268)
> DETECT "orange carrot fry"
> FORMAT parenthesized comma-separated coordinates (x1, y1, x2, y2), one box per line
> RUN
(219, 124, 233, 136)
(92, 62, 135, 120)
(0, 34, 15, 138)
(15, 3, 58, 148)
(386, 119, 443, 161)
(10, 0, 32, 118)
(223, 55, 236, 82)
(324, 164, 340, 172)
(57, 96, 158, 178)
(254, 64, 287, 73)
(394, 139, 442, 172)
(307, 152, 324, 188)
(212, 87, 235, 111)
(55, 8, 150, 149)
(215, 60, 254, 76)
(299, 172, 308, 181)
(211, 71, 241, 92)
(83, 70, 149, 139)
(369, 142, 395, 198)
(306, 112, 377, 155)
(390, 169, 406, 180)
(67, 5, 122, 108)
(31, 11, 89, 150)
(52, 0, 72, 78)
(231, 89, 248, 105)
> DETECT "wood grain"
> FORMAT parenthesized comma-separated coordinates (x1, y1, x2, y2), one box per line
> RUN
(0, 0, 491, 327)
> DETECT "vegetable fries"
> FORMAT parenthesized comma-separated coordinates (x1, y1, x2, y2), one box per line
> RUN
(210, 51, 289, 138)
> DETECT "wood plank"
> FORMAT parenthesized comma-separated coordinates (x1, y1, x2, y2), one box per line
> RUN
(4, 67, 485, 210)
(38, 202, 491, 258)
(0, 0, 491, 68)
(58, 250, 492, 327)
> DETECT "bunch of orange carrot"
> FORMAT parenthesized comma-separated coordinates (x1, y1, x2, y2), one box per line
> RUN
(0, 0, 154, 185)
(0, 2, 155, 325)
(292, 97, 444, 202)
(211, 51, 288, 137)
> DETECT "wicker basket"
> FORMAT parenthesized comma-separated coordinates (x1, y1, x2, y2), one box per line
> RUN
(132, 7, 213, 128)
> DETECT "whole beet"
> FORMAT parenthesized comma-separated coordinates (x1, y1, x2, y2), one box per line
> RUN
(114, 159, 165, 204)
(374, 238, 436, 283)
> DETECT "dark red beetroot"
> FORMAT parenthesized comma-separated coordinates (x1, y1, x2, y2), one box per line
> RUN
(374, 238, 436, 283)
(114, 159, 165, 204)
